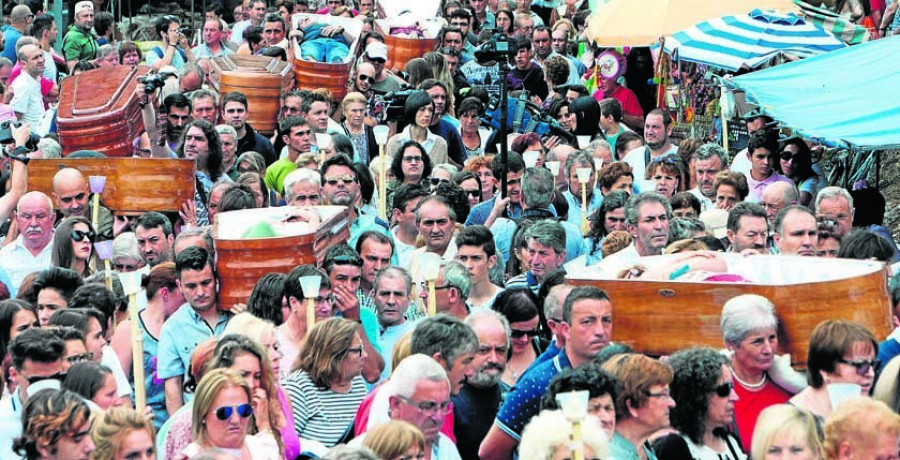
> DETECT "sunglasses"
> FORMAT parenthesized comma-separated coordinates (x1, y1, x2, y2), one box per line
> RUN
(26, 372, 67, 385)
(510, 328, 540, 339)
(838, 358, 881, 376)
(325, 174, 357, 186)
(713, 381, 734, 398)
(114, 261, 142, 271)
(358, 74, 375, 83)
(72, 229, 96, 242)
(464, 189, 480, 198)
(367, 58, 386, 64)
(779, 150, 795, 161)
(430, 177, 450, 186)
(214, 403, 253, 421)
(59, 192, 87, 204)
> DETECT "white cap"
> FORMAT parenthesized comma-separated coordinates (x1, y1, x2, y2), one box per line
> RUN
(75, 1, 94, 14)
(363, 41, 388, 61)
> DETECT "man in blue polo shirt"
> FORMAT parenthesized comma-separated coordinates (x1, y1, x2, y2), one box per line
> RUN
(466, 152, 527, 226)
(478, 285, 614, 460)
(158, 246, 232, 416)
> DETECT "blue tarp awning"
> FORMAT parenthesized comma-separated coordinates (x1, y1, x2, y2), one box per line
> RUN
(732, 35, 900, 149)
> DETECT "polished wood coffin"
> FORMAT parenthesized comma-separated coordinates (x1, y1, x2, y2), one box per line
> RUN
(209, 55, 295, 136)
(566, 254, 892, 367)
(28, 158, 196, 213)
(57, 66, 149, 157)
(213, 206, 351, 309)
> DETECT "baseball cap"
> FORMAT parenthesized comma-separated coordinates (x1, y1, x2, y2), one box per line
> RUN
(364, 41, 388, 61)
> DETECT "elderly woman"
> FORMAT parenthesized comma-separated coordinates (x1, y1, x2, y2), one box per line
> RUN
(118, 41, 143, 66)
(340, 92, 376, 165)
(646, 155, 686, 199)
(180, 368, 280, 459)
(602, 353, 675, 459)
(91, 407, 156, 460)
(51, 216, 97, 278)
(111, 232, 146, 273)
(751, 404, 823, 460)
(519, 410, 609, 460)
(283, 318, 369, 448)
(720, 294, 794, 449)
(789, 320, 879, 419)
(458, 97, 489, 157)
(714, 171, 749, 212)
(385, 91, 448, 165)
(652, 347, 745, 459)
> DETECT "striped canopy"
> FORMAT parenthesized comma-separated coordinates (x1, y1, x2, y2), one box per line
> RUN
(662, 9, 846, 71)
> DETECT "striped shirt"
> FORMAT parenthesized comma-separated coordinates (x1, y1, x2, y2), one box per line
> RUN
(282, 371, 368, 447)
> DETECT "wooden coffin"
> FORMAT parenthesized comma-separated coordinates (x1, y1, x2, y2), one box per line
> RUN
(57, 65, 148, 157)
(291, 14, 364, 100)
(375, 19, 440, 72)
(209, 55, 295, 136)
(213, 205, 351, 309)
(28, 158, 196, 213)
(566, 254, 892, 367)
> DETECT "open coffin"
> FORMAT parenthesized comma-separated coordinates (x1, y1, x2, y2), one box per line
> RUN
(291, 13, 365, 101)
(213, 205, 350, 309)
(566, 253, 892, 367)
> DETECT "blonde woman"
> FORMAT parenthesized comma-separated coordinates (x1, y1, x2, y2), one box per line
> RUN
(519, 410, 609, 460)
(362, 420, 426, 460)
(91, 407, 157, 460)
(751, 405, 822, 460)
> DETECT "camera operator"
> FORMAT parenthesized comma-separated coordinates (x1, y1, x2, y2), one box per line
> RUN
(135, 76, 184, 159)
(147, 15, 197, 72)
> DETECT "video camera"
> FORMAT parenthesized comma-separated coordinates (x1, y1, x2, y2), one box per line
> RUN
(0, 121, 39, 151)
(370, 85, 416, 123)
(474, 30, 518, 65)
(481, 93, 575, 145)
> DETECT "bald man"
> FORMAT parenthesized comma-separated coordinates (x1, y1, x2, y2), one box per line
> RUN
(52, 168, 114, 240)
(0, 192, 55, 295)
(761, 181, 799, 227)
(1, 5, 33, 62)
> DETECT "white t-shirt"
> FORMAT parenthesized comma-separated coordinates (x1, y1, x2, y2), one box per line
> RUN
(623, 143, 679, 194)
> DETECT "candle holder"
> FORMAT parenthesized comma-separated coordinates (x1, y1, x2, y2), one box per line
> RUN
(419, 253, 441, 316)
(594, 158, 604, 173)
(555, 390, 589, 460)
(576, 167, 592, 234)
(88, 176, 106, 270)
(523, 150, 540, 169)
(373, 125, 390, 220)
(119, 270, 146, 413)
(577, 135, 591, 150)
(94, 240, 115, 292)
(545, 161, 560, 187)
(298, 275, 322, 336)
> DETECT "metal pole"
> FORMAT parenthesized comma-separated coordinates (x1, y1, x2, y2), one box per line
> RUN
(54, 0, 64, 52)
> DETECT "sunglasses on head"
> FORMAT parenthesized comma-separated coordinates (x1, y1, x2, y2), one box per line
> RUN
(713, 381, 734, 398)
(72, 229, 95, 242)
(358, 74, 374, 83)
(215, 403, 253, 421)
(838, 358, 881, 376)
(510, 328, 540, 339)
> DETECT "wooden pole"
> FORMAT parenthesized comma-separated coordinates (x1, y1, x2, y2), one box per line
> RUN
(128, 292, 146, 413)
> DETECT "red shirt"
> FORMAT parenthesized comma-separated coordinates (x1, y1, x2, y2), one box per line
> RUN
(733, 379, 791, 450)
(594, 85, 644, 120)
(353, 383, 457, 443)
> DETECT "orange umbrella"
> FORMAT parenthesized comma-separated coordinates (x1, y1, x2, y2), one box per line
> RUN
(587, 0, 800, 46)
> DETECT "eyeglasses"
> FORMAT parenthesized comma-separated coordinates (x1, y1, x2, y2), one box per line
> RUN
(645, 388, 672, 399)
(325, 174, 357, 186)
(367, 58, 386, 64)
(403, 155, 423, 163)
(72, 229, 96, 242)
(292, 194, 320, 202)
(713, 381, 734, 398)
(433, 284, 456, 292)
(510, 328, 540, 339)
(838, 358, 881, 376)
(397, 454, 426, 460)
(344, 346, 364, 356)
(214, 403, 253, 420)
(314, 294, 338, 305)
(430, 177, 450, 186)
(399, 395, 451, 416)
(114, 261, 142, 271)
(26, 372, 67, 385)
(358, 74, 374, 83)
(59, 192, 87, 204)
(65, 352, 94, 364)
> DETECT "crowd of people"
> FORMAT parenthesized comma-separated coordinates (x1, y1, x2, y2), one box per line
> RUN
(1, 0, 900, 459)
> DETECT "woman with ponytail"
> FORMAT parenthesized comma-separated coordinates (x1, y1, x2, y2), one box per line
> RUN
(109, 261, 184, 429)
